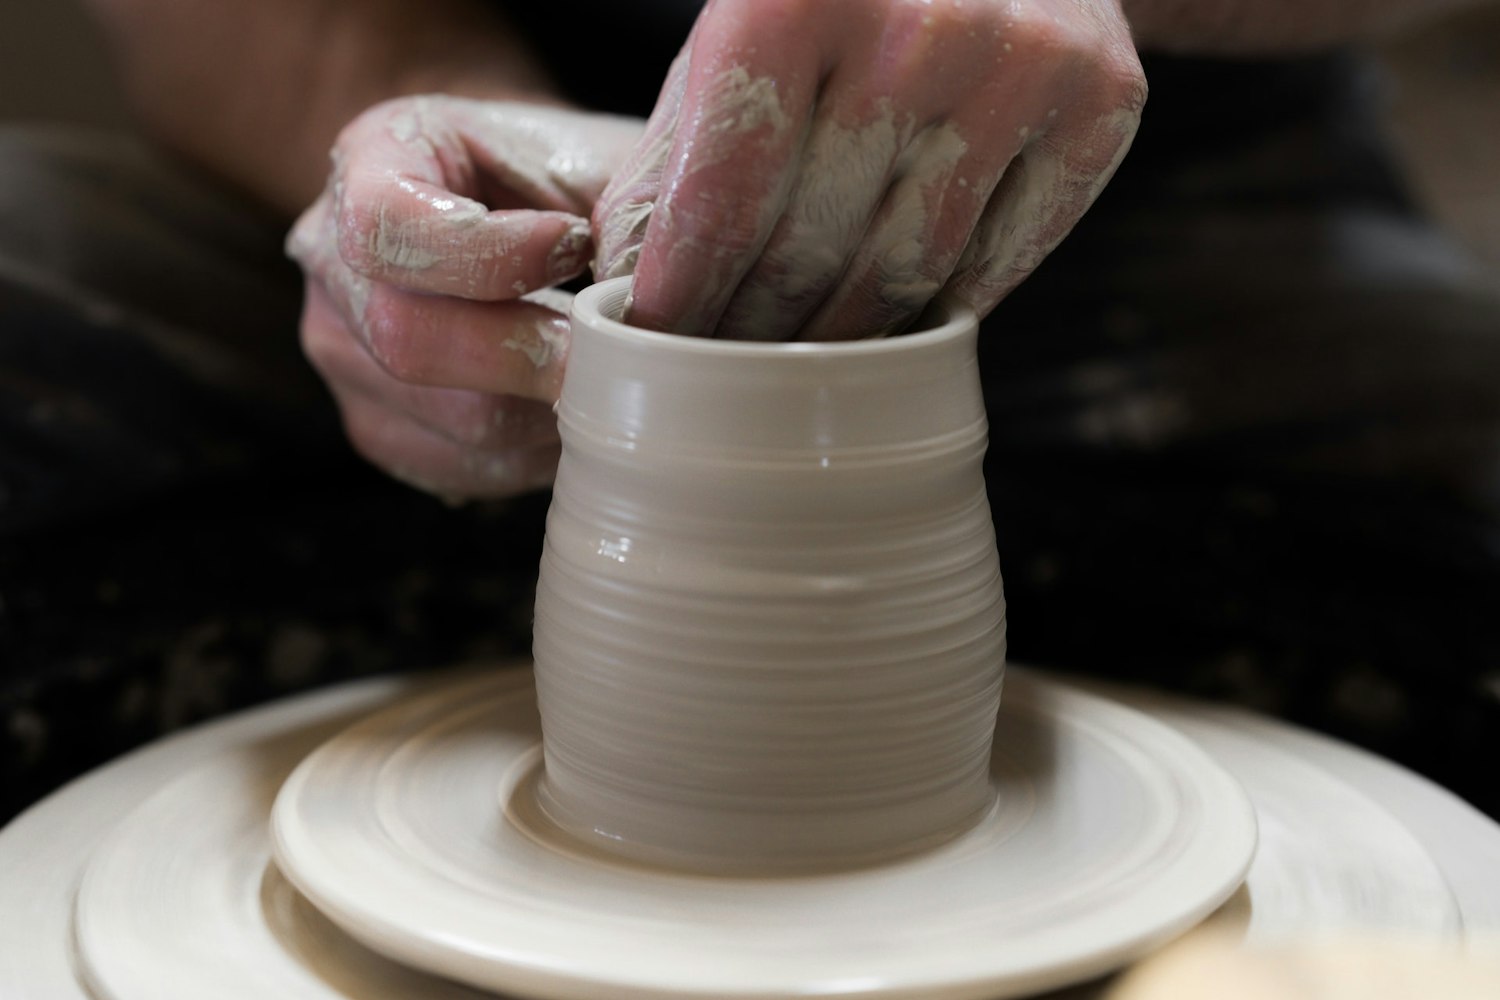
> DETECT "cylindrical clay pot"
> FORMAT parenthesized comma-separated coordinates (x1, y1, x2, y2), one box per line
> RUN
(532, 276, 1006, 874)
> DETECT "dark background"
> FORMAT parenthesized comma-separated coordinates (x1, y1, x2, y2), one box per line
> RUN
(3, 2, 1499, 825)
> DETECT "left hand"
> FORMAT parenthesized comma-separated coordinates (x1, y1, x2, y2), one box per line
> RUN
(593, 0, 1147, 341)
(286, 96, 643, 500)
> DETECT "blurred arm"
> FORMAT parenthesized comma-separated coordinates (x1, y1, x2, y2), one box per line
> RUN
(83, 0, 564, 216)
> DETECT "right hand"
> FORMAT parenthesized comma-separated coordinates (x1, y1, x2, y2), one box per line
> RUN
(592, 0, 1145, 342)
(287, 95, 644, 501)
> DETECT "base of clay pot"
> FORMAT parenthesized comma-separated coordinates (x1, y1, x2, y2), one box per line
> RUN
(522, 757, 996, 878)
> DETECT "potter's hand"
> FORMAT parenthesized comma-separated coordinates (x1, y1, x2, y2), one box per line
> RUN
(593, 0, 1145, 340)
(288, 95, 643, 499)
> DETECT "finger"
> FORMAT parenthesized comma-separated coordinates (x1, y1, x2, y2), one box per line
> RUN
(945, 131, 1133, 317)
(302, 271, 563, 499)
(790, 125, 979, 341)
(355, 283, 573, 401)
(785, 0, 1140, 341)
(300, 283, 559, 452)
(332, 97, 594, 299)
(294, 191, 573, 402)
(334, 386, 561, 501)
(710, 77, 922, 341)
(592, 47, 693, 282)
(336, 184, 592, 299)
(701, 0, 1045, 341)
(624, 3, 822, 335)
(288, 196, 373, 321)
(946, 69, 1144, 317)
(795, 97, 1023, 341)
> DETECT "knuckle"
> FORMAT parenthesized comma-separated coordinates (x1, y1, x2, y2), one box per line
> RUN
(1087, 46, 1148, 112)
(1113, 64, 1150, 115)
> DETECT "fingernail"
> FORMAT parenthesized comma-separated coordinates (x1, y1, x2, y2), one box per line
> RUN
(546, 218, 593, 282)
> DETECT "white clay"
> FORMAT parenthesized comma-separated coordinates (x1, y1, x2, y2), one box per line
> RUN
(11, 665, 1498, 999)
(530, 276, 1008, 872)
(269, 668, 1257, 998)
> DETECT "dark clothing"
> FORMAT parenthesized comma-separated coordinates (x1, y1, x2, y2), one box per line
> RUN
(3, 43, 1500, 823)
(502, 0, 704, 116)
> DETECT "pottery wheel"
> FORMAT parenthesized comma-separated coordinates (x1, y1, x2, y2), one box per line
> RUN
(4, 665, 1497, 1000)
(268, 669, 1253, 999)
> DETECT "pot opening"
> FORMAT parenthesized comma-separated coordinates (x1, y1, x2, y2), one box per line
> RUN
(576, 277, 969, 355)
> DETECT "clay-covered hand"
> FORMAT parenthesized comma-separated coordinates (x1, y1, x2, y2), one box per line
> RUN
(593, 0, 1146, 341)
(288, 95, 643, 499)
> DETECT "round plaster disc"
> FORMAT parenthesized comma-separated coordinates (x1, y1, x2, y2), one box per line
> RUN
(33, 667, 1479, 1000)
(269, 669, 1257, 1000)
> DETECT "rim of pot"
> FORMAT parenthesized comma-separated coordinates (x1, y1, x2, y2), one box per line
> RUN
(572, 276, 978, 358)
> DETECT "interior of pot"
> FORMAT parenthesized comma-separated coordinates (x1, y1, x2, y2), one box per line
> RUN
(577, 276, 967, 353)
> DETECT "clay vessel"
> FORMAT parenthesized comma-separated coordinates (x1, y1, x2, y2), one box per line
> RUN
(531, 276, 1006, 873)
